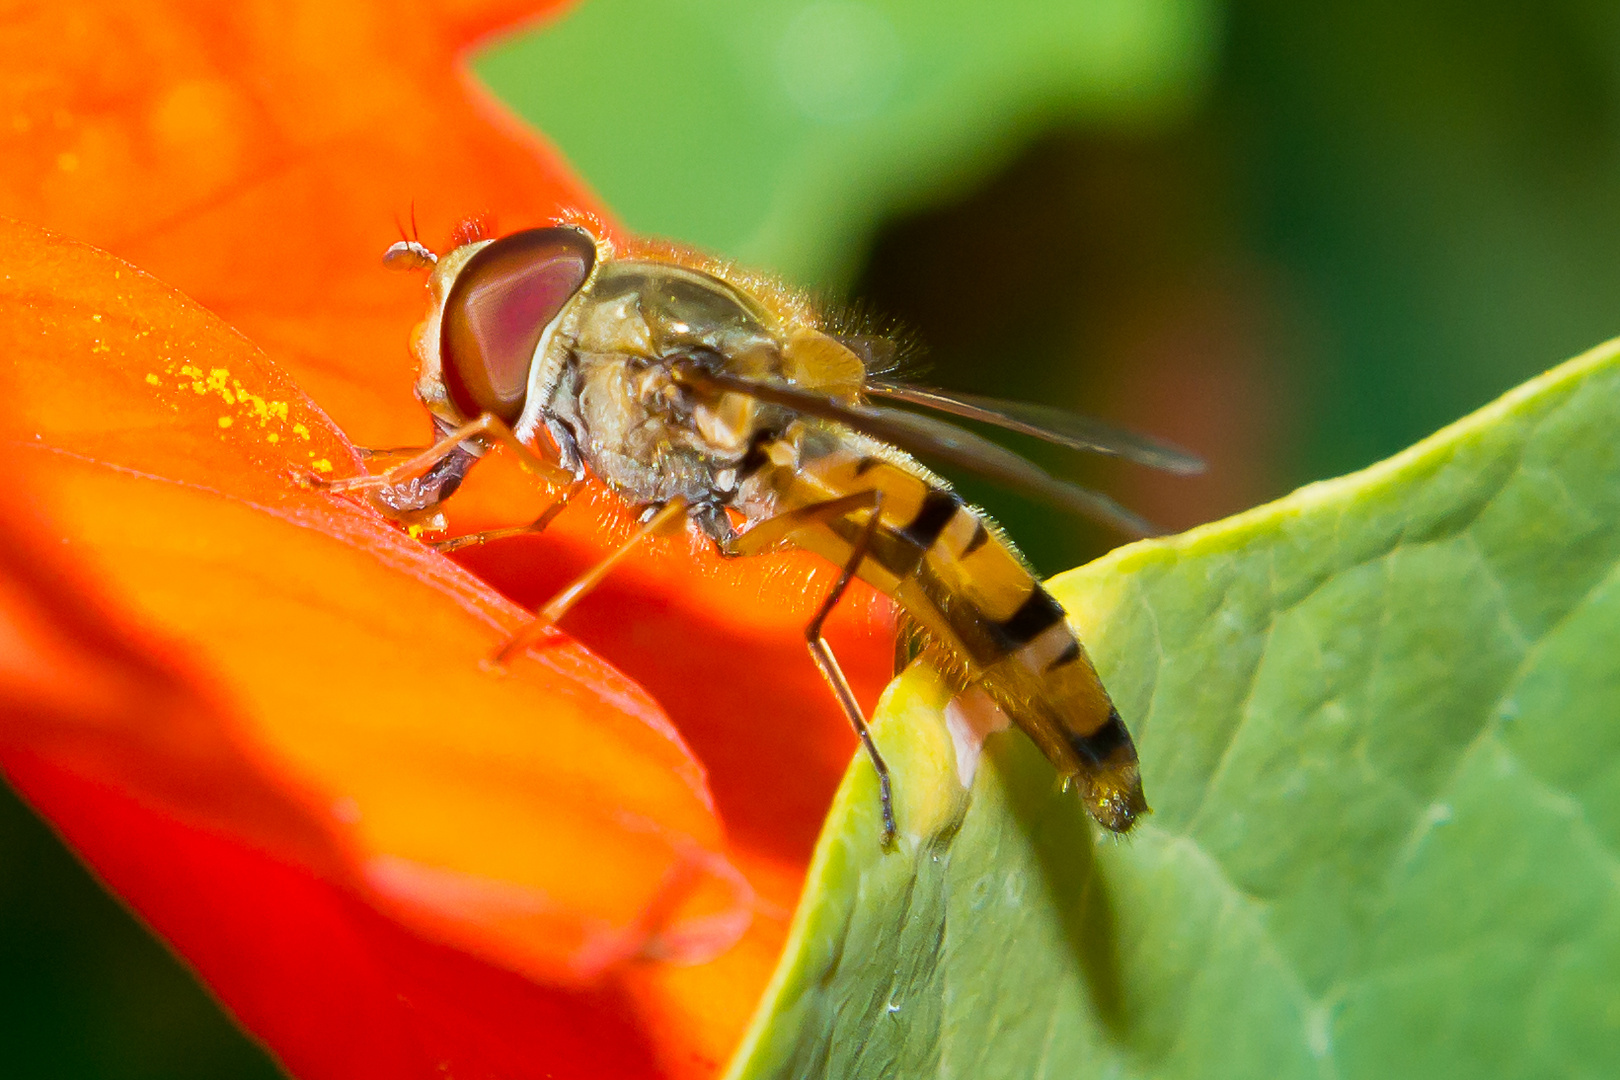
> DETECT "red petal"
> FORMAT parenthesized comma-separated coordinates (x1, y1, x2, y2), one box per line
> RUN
(0, 219, 757, 1077)
(1, 1, 894, 1073)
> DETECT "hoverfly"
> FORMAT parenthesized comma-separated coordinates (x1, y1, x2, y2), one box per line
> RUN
(324, 215, 1200, 844)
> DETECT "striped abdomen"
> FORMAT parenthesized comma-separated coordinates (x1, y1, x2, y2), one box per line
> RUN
(752, 429, 1147, 832)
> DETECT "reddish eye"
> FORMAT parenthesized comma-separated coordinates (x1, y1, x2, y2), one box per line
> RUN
(441, 226, 595, 423)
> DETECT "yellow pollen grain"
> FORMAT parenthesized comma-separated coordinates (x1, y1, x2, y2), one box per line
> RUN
(233, 384, 276, 426)
(144, 373, 160, 386)
(311, 458, 333, 473)
(406, 524, 424, 539)
(91, 314, 102, 322)
(266, 432, 280, 443)
(292, 422, 310, 440)
(217, 416, 233, 428)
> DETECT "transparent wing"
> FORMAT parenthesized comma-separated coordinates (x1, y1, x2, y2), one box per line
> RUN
(867, 380, 1204, 476)
(674, 365, 1162, 538)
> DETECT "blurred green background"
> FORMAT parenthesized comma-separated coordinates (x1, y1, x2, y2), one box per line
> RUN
(9, 0, 1620, 1073)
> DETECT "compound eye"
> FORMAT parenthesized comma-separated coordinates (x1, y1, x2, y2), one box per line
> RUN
(440, 226, 596, 423)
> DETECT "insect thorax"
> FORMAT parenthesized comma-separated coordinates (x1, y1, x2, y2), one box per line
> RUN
(540, 260, 800, 512)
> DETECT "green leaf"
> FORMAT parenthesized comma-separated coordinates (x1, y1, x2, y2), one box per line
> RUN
(475, 0, 1216, 284)
(726, 339, 1620, 1078)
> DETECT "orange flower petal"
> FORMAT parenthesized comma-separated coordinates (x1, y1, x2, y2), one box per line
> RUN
(0, 218, 751, 1074)
(2, 1, 897, 1072)
(1, 0, 892, 860)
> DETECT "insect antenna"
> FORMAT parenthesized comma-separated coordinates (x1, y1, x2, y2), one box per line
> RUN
(384, 201, 438, 270)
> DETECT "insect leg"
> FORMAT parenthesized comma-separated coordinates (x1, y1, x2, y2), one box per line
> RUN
(727, 491, 899, 847)
(493, 497, 689, 665)
(320, 413, 573, 498)
(430, 477, 587, 553)
(353, 445, 437, 462)
(720, 490, 884, 557)
(802, 491, 897, 847)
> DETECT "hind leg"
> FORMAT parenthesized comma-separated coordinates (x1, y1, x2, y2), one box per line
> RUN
(724, 491, 897, 847)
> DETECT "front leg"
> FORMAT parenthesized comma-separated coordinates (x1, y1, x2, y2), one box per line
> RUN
(368, 441, 479, 517)
(300, 412, 572, 525)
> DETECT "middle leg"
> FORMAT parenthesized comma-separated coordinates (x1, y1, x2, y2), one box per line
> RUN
(493, 497, 690, 665)
(431, 477, 587, 553)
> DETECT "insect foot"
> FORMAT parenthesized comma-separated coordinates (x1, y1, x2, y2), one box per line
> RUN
(286, 465, 335, 492)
